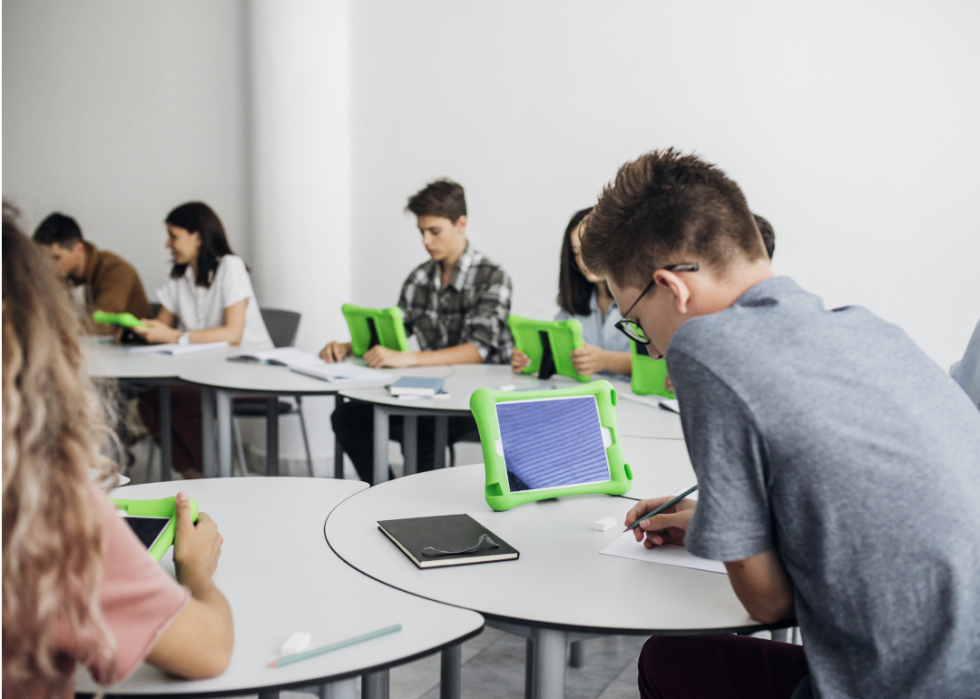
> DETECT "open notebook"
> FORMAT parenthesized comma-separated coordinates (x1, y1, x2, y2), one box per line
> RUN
(229, 347, 391, 383)
(130, 342, 229, 356)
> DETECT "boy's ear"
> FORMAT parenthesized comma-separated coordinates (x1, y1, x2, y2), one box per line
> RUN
(453, 215, 467, 230)
(653, 270, 692, 316)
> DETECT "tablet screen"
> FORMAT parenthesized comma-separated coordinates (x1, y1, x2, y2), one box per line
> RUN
(495, 395, 610, 493)
(122, 515, 170, 550)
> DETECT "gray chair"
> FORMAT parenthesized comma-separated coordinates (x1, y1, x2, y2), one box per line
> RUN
(231, 308, 314, 476)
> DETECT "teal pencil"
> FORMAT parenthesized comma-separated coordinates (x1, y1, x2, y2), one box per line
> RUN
(267, 624, 402, 668)
(627, 485, 698, 531)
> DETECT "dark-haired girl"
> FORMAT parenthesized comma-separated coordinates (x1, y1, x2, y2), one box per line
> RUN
(136, 202, 271, 477)
(511, 207, 632, 377)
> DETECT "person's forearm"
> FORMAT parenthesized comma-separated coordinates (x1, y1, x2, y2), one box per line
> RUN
(187, 325, 244, 345)
(603, 350, 633, 376)
(410, 343, 483, 366)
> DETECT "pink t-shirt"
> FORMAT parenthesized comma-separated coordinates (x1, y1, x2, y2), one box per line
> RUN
(57, 490, 190, 696)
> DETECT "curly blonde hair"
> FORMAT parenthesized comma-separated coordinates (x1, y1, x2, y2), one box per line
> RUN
(2, 205, 118, 697)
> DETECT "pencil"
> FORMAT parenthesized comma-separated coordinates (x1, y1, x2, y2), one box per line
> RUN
(627, 485, 698, 531)
(267, 624, 402, 668)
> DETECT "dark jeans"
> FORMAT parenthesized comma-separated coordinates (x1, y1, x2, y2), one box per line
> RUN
(331, 400, 479, 484)
(138, 385, 203, 477)
(639, 635, 809, 699)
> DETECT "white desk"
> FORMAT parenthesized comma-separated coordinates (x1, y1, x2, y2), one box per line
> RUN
(338, 365, 683, 484)
(76, 478, 483, 699)
(326, 465, 774, 699)
(620, 436, 696, 500)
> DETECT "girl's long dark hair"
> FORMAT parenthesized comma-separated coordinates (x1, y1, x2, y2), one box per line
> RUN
(166, 202, 235, 288)
(557, 207, 596, 316)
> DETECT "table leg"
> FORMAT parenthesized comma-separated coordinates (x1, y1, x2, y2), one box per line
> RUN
(771, 628, 792, 643)
(531, 627, 567, 699)
(434, 415, 448, 470)
(403, 415, 418, 476)
(361, 669, 389, 699)
(320, 677, 357, 699)
(257, 689, 279, 699)
(440, 643, 462, 699)
(568, 639, 584, 667)
(158, 384, 172, 481)
(216, 390, 233, 478)
(201, 387, 216, 478)
(525, 639, 534, 699)
(373, 405, 389, 485)
(266, 396, 279, 476)
(333, 396, 345, 479)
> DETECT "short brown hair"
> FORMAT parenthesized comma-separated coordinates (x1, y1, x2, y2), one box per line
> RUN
(581, 149, 766, 288)
(405, 179, 467, 222)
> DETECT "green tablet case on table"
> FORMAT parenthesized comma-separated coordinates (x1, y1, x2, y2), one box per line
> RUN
(111, 496, 199, 561)
(507, 315, 589, 382)
(630, 340, 676, 398)
(470, 380, 632, 511)
(92, 311, 146, 328)
(341, 304, 410, 357)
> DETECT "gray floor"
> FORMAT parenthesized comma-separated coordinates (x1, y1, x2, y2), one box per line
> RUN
(237, 627, 646, 699)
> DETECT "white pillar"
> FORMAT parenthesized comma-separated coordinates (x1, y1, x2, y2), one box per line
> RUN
(244, 0, 351, 473)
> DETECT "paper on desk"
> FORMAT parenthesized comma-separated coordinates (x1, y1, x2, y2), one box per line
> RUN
(130, 342, 229, 356)
(289, 360, 391, 383)
(618, 392, 679, 414)
(599, 532, 725, 574)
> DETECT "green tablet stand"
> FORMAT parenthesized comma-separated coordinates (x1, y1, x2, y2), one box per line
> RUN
(470, 380, 632, 511)
(630, 341, 675, 398)
(111, 496, 199, 561)
(507, 315, 589, 382)
(341, 304, 410, 357)
(92, 311, 146, 328)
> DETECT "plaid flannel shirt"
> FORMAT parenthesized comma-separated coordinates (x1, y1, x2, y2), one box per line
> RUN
(397, 244, 514, 364)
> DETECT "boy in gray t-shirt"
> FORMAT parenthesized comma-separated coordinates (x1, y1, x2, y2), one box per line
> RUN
(581, 149, 980, 699)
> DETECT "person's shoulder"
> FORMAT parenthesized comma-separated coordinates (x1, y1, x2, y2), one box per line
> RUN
(216, 253, 246, 273)
(93, 247, 138, 276)
(404, 258, 437, 286)
(467, 248, 511, 283)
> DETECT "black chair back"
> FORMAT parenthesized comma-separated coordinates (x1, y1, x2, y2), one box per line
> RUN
(261, 308, 302, 348)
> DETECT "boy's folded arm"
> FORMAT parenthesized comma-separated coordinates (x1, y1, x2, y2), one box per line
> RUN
(724, 548, 795, 625)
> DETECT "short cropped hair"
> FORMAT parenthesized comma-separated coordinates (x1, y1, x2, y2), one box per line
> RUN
(32, 213, 84, 250)
(754, 213, 775, 260)
(405, 179, 467, 223)
(581, 149, 767, 288)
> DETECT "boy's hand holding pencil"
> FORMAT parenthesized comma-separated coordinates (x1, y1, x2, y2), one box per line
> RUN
(625, 487, 698, 549)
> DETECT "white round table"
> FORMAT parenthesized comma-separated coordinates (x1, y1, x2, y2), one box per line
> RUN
(620, 436, 696, 500)
(76, 478, 483, 699)
(325, 465, 773, 699)
(338, 365, 683, 484)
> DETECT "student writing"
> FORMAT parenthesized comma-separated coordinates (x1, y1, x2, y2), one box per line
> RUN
(137, 202, 273, 478)
(511, 207, 632, 377)
(31, 212, 152, 335)
(581, 150, 980, 699)
(323, 179, 514, 482)
(2, 208, 233, 697)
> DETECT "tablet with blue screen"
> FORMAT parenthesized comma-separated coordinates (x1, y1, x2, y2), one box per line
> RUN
(470, 380, 632, 510)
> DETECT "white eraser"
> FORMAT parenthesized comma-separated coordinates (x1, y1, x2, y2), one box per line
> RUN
(280, 632, 311, 657)
(593, 517, 616, 531)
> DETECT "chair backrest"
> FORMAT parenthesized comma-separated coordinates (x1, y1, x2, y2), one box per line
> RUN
(260, 308, 302, 348)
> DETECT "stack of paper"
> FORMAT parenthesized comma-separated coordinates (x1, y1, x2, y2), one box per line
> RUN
(229, 348, 391, 383)
(130, 342, 229, 356)
(599, 532, 726, 574)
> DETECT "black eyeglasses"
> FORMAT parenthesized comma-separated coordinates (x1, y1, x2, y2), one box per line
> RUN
(614, 263, 699, 344)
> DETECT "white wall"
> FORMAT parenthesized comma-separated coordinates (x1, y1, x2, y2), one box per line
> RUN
(2, 0, 251, 298)
(350, 1, 980, 370)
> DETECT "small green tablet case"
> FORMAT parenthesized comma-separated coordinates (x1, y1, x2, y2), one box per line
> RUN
(507, 315, 589, 382)
(341, 304, 410, 357)
(110, 496, 199, 561)
(92, 311, 146, 328)
(470, 380, 632, 511)
(630, 341, 676, 399)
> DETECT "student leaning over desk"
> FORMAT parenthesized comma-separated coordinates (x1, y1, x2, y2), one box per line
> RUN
(321, 179, 513, 483)
(510, 206, 633, 379)
(580, 150, 980, 699)
(2, 207, 232, 698)
(136, 202, 273, 478)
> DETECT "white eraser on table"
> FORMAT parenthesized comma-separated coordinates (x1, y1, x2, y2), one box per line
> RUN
(593, 517, 616, 531)
(280, 632, 311, 657)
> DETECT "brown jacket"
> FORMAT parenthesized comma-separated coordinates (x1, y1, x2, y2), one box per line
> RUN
(74, 242, 153, 333)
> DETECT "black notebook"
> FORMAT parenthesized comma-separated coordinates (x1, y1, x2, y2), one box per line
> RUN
(378, 514, 519, 569)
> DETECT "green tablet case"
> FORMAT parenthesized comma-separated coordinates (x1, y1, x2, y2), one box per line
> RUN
(507, 315, 589, 382)
(341, 304, 410, 357)
(111, 496, 199, 561)
(470, 380, 632, 511)
(630, 340, 676, 398)
(92, 311, 146, 328)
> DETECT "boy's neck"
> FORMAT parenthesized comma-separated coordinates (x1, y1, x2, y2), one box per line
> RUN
(439, 239, 468, 285)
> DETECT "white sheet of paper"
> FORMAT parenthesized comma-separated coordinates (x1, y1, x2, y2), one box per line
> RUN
(618, 391, 679, 413)
(599, 531, 726, 574)
(130, 341, 229, 356)
(289, 361, 391, 383)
